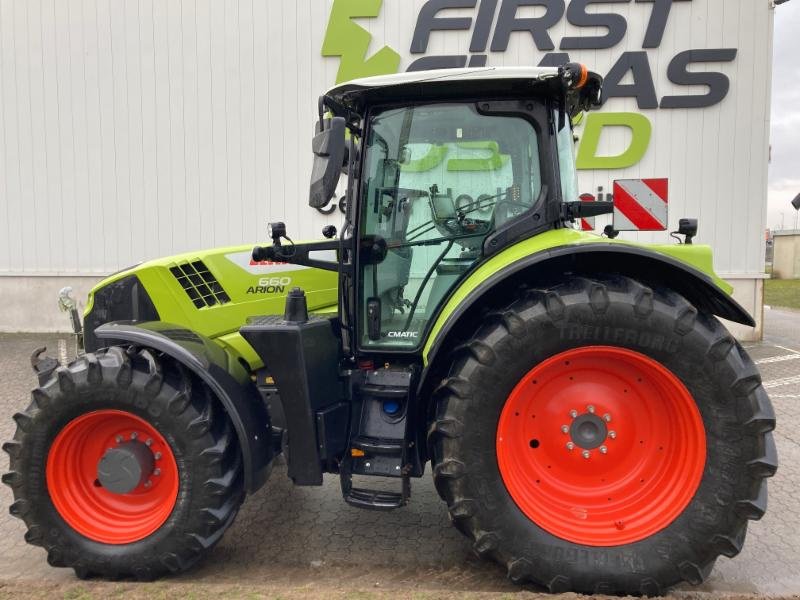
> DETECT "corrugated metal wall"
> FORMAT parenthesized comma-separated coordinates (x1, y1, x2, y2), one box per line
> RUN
(0, 0, 772, 276)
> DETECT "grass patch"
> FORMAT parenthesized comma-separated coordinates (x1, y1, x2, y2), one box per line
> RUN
(764, 279, 800, 310)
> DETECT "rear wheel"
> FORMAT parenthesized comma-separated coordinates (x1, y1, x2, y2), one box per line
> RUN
(429, 275, 777, 594)
(3, 346, 244, 580)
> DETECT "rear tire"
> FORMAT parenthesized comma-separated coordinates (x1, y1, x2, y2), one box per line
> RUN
(429, 275, 777, 594)
(2, 346, 244, 580)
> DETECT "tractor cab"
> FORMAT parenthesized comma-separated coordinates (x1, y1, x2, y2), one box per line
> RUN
(254, 65, 607, 355)
(327, 66, 605, 357)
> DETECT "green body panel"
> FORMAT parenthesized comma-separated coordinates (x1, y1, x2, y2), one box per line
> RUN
(87, 231, 729, 369)
(422, 228, 731, 363)
(86, 243, 338, 369)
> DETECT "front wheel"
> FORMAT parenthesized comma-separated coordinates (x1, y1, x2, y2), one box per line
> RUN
(429, 276, 777, 594)
(3, 347, 244, 580)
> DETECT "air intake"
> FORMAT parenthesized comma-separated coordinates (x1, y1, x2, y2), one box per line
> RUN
(170, 261, 231, 308)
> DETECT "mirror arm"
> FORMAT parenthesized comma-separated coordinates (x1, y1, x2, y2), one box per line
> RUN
(321, 95, 361, 134)
(562, 201, 615, 221)
(252, 240, 340, 273)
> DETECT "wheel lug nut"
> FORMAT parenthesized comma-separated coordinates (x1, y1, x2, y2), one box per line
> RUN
(582, 450, 590, 459)
(566, 442, 575, 451)
(600, 446, 608, 454)
(561, 425, 569, 434)
(115, 435, 123, 444)
(603, 413, 611, 422)
(131, 432, 138, 440)
(153, 468, 161, 476)
(154, 452, 162, 460)
(144, 480, 152, 488)
(569, 409, 578, 418)
(145, 438, 153, 447)
(609, 431, 617, 439)
(587, 405, 595, 414)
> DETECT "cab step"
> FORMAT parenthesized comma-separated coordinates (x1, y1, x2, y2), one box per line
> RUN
(341, 468, 410, 511)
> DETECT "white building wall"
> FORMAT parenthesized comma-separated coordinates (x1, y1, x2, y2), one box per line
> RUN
(0, 0, 341, 276)
(0, 0, 774, 336)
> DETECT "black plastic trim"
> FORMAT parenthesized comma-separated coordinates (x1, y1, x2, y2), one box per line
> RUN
(84, 275, 159, 352)
(169, 260, 231, 308)
(93, 321, 274, 494)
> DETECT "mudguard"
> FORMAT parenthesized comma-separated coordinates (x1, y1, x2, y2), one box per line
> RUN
(423, 239, 755, 369)
(94, 321, 274, 493)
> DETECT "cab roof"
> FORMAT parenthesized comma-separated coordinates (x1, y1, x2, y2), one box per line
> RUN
(324, 67, 566, 118)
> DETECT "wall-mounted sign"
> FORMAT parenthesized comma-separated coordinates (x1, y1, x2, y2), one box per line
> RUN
(323, 0, 735, 111)
(320, 0, 738, 184)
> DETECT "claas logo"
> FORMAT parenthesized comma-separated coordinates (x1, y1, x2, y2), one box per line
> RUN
(249, 259, 289, 266)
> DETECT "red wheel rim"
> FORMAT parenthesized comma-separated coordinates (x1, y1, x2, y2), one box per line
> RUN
(496, 346, 705, 546)
(46, 410, 179, 544)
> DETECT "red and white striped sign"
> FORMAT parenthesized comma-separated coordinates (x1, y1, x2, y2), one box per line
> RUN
(612, 179, 669, 231)
(579, 193, 596, 231)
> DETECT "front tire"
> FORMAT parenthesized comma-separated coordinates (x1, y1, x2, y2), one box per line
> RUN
(429, 275, 777, 594)
(2, 346, 244, 580)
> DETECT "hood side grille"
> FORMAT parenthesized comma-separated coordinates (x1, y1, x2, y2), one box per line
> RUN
(170, 260, 231, 308)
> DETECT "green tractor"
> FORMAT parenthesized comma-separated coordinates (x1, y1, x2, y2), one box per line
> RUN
(3, 65, 776, 594)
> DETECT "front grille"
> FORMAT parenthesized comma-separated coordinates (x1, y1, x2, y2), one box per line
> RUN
(170, 260, 231, 308)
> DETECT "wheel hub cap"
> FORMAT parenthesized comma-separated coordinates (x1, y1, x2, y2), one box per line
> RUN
(569, 413, 608, 450)
(97, 441, 155, 495)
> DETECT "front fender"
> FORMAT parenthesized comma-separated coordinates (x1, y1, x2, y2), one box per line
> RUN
(94, 321, 273, 493)
(423, 232, 754, 367)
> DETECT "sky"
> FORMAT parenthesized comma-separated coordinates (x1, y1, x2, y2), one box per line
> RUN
(768, 1, 800, 232)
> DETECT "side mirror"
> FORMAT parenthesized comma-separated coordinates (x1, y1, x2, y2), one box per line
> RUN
(309, 116, 346, 209)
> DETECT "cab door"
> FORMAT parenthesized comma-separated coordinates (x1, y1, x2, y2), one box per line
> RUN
(356, 102, 547, 352)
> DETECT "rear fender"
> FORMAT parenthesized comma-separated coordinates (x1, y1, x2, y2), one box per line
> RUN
(422, 241, 754, 383)
(94, 321, 273, 493)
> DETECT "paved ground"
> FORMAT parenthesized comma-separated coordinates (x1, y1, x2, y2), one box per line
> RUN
(1, 309, 799, 597)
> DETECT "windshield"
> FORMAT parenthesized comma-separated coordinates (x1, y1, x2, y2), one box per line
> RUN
(358, 102, 543, 350)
